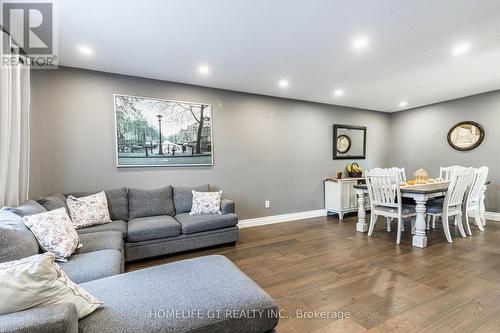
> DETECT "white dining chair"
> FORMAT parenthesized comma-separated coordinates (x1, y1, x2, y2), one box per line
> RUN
(426, 168, 471, 243)
(464, 166, 489, 235)
(366, 168, 416, 244)
(388, 167, 407, 182)
(426, 165, 468, 230)
(440, 165, 466, 180)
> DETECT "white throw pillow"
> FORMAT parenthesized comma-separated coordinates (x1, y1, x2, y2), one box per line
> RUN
(66, 191, 112, 229)
(0, 253, 102, 318)
(23, 208, 81, 261)
(190, 190, 223, 215)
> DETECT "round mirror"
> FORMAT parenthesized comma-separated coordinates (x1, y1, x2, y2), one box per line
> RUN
(447, 121, 484, 151)
(336, 135, 351, 154)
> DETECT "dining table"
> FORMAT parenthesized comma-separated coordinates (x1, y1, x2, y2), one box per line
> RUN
(353, 182, 450, 248)
(353, 180, 490, 248)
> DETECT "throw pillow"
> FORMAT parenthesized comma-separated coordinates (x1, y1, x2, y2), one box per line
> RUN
(190, 190, 223, 215)
(66, 191, 112, 229)
(0, 253, 102, 318)
(23, 208, 81, 262)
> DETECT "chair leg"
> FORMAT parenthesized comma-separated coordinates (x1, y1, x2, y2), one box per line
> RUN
(442, 215, 453, 243)
(396, 217, 402, 245)
(432, 215, 436, 229)
(464, 210, 472, 236)
(401, 219, 405, 232)
(456, 214, 466, 238)
(426, 215, 430, 230)
(386, 217, 391, 232)
(368, 213, 378, 236)
(474, 210, 485, 231)
(411, 217, 416, 235)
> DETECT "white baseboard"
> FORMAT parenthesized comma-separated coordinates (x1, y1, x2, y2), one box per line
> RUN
(484, 211, 500, 221)
(239, 209, 327, 228)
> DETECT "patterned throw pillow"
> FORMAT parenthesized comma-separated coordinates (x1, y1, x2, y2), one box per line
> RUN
(0, 253, 102, 318)
(66, 191, 112, 229)
(190, 190, 223, 215)
(23, 208, 81, 262)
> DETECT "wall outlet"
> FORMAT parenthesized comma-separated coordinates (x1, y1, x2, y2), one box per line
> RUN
(265, 200, 270, 208)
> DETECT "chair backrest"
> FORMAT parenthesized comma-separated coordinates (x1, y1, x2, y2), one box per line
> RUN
(444, 168, 472, 209)
(467, 166, 489, 203)
(365, 168, 400, 209)
(440, 165, 466, 181)
(387, 167, 406, 182)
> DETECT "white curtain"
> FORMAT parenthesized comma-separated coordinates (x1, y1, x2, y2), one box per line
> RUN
(0, 32, 31, 207)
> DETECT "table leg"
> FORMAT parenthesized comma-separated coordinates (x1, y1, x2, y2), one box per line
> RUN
(412, 197, 428, 248)
(356, 189, 368, 232)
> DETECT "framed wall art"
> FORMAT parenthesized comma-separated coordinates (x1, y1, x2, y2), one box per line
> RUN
(114, 94, 213, 167)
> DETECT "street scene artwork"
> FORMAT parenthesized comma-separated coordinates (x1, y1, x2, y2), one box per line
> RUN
(114, 94, 213, 167)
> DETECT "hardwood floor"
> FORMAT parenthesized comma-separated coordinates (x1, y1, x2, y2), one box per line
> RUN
(127, 215, 500, 332)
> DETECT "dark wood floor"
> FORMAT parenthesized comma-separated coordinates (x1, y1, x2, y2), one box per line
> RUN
(127, 215, 500, 332)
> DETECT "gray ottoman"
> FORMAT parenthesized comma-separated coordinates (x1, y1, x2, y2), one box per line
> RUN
(79, 255, 279, 333)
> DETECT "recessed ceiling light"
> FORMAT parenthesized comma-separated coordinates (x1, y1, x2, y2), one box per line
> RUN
(399, 101, 408, 108)
(352, 35, 369, 51)
(451, 42, 471, 56)
(333, 89, 344, 97)
(77, 45, 94, 56)
(278, 79, 289, 88)
(198, 64, 210, 75)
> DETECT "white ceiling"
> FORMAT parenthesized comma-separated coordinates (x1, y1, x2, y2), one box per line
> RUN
(56, 0, 500, 112)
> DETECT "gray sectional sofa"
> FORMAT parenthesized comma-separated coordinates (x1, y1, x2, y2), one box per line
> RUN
(0, 186, 279, 333)
(36, 185, 239, 263)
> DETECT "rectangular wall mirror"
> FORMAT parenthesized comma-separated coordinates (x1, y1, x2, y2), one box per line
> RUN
(333, 124, 366, 159)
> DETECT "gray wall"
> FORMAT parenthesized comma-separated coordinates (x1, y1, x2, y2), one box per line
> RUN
(30, 67, 391, 219)
(390, 90, 500, 211)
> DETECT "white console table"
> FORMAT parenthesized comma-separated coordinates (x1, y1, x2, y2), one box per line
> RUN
(324, 178, 370, 220)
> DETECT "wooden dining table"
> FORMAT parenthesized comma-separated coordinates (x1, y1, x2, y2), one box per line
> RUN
(353, 182, 449, 248)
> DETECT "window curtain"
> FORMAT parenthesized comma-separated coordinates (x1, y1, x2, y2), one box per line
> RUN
(0, 31, 31, 207)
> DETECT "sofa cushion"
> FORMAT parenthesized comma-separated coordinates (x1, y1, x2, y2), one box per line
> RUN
(127, 215, 181, 242)
(0, 302, 78, 333)
(77, 231, 124, 255)
(76, 220, 127, 238)
(173, 184, 210, 214)
(79, 255, 279, 333)
(0, 210, 39, 263)
(58, 249, 123, 284)
(175, 213, 238, 234)
(128, 186, 175, 219)
(3, 200, 47, 217)
(65, 189, 129, 221)
(37, 193, 68, 212)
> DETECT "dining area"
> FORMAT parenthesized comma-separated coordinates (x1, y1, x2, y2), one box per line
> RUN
(353, 166, 490, 248)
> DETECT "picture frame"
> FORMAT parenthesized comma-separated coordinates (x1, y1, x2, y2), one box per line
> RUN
(114, 94, 214, 167)
(447, 121, 484, 151)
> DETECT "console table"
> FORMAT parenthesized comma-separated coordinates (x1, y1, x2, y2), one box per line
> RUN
(324, 178, 370, 220)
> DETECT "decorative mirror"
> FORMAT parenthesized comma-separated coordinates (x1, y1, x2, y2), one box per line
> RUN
(336, 135, 351, 154)
(447, 121, 484, 151)
(333, 124, 366, 159)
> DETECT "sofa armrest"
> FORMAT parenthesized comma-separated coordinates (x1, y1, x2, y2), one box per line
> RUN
(221, 199, 235, 214)
(0, 303, 78, 333)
